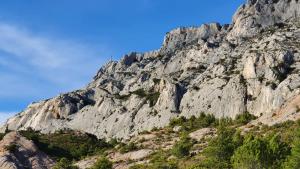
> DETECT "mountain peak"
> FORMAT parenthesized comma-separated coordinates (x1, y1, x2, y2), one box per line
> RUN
(1, 0, 300, 140)
(229, 0, 300, 39)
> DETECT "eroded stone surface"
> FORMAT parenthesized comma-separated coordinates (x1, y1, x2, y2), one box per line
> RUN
(0, 132, 54, 169)
(1, 0, 300, 139)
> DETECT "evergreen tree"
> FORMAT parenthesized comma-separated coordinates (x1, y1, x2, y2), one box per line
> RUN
(198, 126, 242, 169)
(90, 157, 113, 169)
(283, 129, 300, 169)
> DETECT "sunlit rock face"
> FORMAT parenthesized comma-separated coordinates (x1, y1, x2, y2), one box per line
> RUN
(0, 132, 55, 169)
(1, 0, 300, 139)
(228, 0, 300, 39)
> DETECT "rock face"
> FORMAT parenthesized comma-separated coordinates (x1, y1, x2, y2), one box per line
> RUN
(229, 0, 300, 39)
(1, 0, 300, 139)
(189, 128, 217, 142)
(0, 132, 54, 169)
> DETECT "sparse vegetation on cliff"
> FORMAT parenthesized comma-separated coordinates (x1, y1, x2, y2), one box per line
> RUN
(19, 129, 115, 161)
(0, 133, 4, 141)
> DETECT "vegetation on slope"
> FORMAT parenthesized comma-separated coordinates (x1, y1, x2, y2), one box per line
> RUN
(19, 129, 116, 161)
(90, 157, 113, 169)
(4, 112, 299, 169)
(0, 133, 4, 141)
(115, 88, 160, 107)
(129, 114, 300, 169)
(53, 158, 79, 169)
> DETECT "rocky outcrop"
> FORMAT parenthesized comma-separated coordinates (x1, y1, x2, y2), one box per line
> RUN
(162, 23, 222, 53)
(189, 128, 217, 142)
(1, 0, 300, 139)
(0, 132, 54, 169)
(228, 0, 300, 39)
(109, 149, 153, 162)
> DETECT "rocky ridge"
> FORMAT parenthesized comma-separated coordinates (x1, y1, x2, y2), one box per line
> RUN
(1, 0, 300, 140)
(0, 132, 54, 169)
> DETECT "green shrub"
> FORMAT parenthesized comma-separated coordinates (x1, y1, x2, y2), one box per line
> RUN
(282, 128, 300, 169)
(149, 150, 178, 169)
(20, 130, 113, 161)
(131, 89, 160, 107)
(119, 142, 138, 154)
(132, 89, 147, 97)
(115, 94, 131, 100)
(131, 161, 177, 169)
(108, 138, 119, 147)
(216, 117, 234, 127)
(129, 164, 148, 169)
(0, 133, 5, 141)
(152, 78, 161, 84)
(231, 137, 268, 169)
(21, 128, 40, 142)
(4, 144, 18, 152)
(147, 92, 160, 107)
(170, 116, 187, 127)
(151, 161, 178, 169)
(199, 127, 242, 169)
(169, 113, 216, 132)
(171, 137, 193, 158)
(232, 133, 290, 169)
(235, 112, 257, 125)
(53, 158, 78, 169)
(89, 157, 112, 169)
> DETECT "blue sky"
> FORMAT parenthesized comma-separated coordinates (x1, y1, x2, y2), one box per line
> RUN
(0, 0, 245, 124)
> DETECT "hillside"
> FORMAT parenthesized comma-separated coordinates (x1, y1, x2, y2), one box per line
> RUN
(1, 0, 300, 140)
(0, 0, 300, 168)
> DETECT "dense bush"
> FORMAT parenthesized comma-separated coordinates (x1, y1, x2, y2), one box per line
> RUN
(282, 128, 300, 169)
(89, 157, 112, 169)
(114, 93, 131, 100)
(231, 134, 290, 169)
(198, 126, 242, 169)
(147, 92, 160, 107)
(149, 150, 178, 169)
(188, 125, 291, 169)
(151, 161, 178, 169)
(130, 162, 177, 169)
(169, 113, 216, 132)
(152, 78, 161, 84)
(171, 137, 193, 158)
(20, 130, 114, 161)
(115, 88, 160, 107)
(0, 133, 5, 141)
(15, 115, 300, 169)
(119, 142, 138, 154)
(53, 158, 78, 169)
(132, 89, 160, 107)
(235, 112, 257, 125)
(4, 144, 18, 152)
(232, 137, 268, 169)
(132, 89, 147, 97)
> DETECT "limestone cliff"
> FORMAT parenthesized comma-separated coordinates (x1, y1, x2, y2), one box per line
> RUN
(1, 0, 300, 140)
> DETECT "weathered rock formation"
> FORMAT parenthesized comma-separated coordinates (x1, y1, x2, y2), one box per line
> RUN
(0, 132, 54, 169)
(1, 0, 300, 140)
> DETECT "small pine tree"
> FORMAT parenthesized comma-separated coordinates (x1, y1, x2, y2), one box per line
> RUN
(90, 157, 112, 169)
(171, 137, 192, 158)
(199, 126, 241, 169)
(231, 137, 268, 169)
(283, 129, 300, 169)
(53, 158, 78, 169)
(231, 134, 289, 169)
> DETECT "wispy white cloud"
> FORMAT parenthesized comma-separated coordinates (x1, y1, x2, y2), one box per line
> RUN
(0, 112, 16, 125)
(0, 22, 112, 101)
